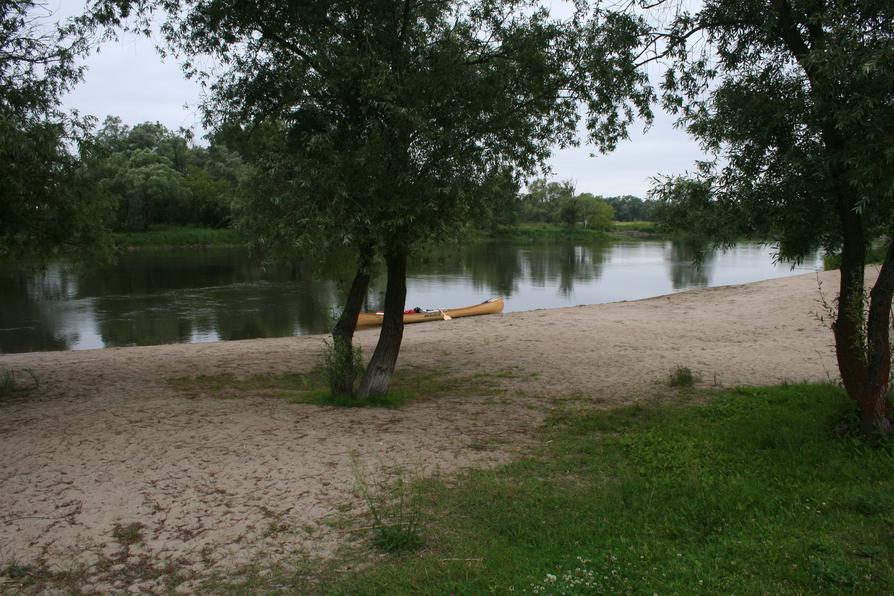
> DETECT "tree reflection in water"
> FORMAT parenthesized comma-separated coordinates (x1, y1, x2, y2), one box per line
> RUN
(0, 239, 812, 353)
(666, 238, 715, 290)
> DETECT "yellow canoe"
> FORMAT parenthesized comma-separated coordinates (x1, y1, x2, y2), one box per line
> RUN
(356, 297, 504, 327)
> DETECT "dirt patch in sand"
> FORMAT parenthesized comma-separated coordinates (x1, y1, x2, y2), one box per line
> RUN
(0, 269, 847, 591)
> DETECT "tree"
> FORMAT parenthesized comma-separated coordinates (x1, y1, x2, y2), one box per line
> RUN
(0, 1, 113, 259)
(88, 116, 243, 230)
(648, 0, 894, 435)
(521, 179, 576, 224)
(602, 194, 654, 221)
(577, 193, 614, 230)
(101, 0, 653, 398)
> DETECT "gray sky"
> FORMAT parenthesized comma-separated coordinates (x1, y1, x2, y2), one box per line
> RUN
(59, 1, 708, 198)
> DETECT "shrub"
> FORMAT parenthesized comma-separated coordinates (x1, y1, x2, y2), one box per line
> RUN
(353, 460, 424, 553)
(321, 340, 364, 397)
(668, 366, 698, 388)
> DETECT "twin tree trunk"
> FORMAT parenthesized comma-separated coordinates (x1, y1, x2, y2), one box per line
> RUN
(833, 202, 894, 436)
(330, 247, 373, 396)
(330, 247, 408, 400)
(357, 250, 407, 399)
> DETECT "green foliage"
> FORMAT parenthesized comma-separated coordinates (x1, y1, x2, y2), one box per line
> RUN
(100, 0, 653, 259)
(612, 220, 658, 234)
(645, 0, 894, 434)
(668, 365, 698, 388)
(651, 176, 721, 240)
(321, 339, 364, 397)
(603, 195, 656, 221)
(0, 2, 114, 260)
(88, 117, 244, 232)
(112, 226, 241, 248)
(352, 461, 425, 553)
(519, 180, 617, 230)
(577, 193, 615, 230)
(650, 1, 893, 260)
(823, 239, 891, 271)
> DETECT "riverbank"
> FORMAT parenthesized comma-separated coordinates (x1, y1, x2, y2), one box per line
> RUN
(0, 270, 855, 592)
(113, 226, 244, 249)
(112, 222, 660, 250)
(466, 221, 660, 242)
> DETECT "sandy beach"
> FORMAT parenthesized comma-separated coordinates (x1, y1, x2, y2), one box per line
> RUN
(0, 269, 844, 591)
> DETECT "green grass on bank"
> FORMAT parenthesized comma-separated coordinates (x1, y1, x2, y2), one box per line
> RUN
(612, 219, 659, 234)
(113, 226, 243, 248)
(168, 365, 506, 409)
(824, 240, 890, 270)
(210, 383, 894, 594)
(469, 221, 660, 242)
(114, 222, 661, 249)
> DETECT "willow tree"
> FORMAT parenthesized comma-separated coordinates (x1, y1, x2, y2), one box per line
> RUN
(648, 0, 894, 435)
(1, 1, 113, 259)
(100, 0, 652, 397)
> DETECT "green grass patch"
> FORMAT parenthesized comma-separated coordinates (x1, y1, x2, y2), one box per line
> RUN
(168, 366, 505, 409)
(824, 238, 889, 270)
(612, 220, 659, 234)
(209, 383, 894, 594)
(113, 226, 243, 248)
(468, 223, 611, 242)
(668, 365, 700, 388)
(0, 369, 38, 402)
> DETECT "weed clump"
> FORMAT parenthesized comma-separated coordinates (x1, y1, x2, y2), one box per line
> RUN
(321, 339, 364, 397)
(112, 522, 144, 546)
(668, 366, 699, 388)
(353, 460, 424, 553)
(0, 369, 38, 400)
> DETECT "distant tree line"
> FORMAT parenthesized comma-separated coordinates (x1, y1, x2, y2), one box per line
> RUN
(86, 117, 245, 232)
(506, 179, 655, 229)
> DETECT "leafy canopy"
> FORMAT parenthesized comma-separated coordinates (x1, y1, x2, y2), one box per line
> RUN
(652, 0, 894, 258)
(1, 1, 113, 259)
(99, 0, 654, 257)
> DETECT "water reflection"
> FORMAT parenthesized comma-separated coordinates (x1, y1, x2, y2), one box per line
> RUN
(666, 239, 713, 289)
(0, 239, 820, 353)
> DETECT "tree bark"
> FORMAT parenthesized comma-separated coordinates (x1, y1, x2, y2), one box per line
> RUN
(330, 246, 373, 396)
(357, 248, 407, 399)
(820, 110, 892, 436)
(862, 241, 894, 435)
(831, 171, 892, 436)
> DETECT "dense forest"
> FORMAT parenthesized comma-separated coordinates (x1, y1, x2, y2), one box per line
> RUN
(78, 119, 655, 236)
(515, 179, 654, 227)
(86, 117, 245, 231)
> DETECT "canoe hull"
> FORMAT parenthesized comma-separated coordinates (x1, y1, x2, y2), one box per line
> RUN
(356, 297, 504, 327)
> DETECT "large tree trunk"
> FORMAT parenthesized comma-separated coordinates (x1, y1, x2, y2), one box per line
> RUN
(862, 241, 894, 435)
(357, 249, 407, 399)
(832, 186, 893, 436)
(329, 246, 373, 396)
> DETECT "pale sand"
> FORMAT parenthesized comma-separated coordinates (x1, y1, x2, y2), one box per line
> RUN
(0, 269, 845, 589)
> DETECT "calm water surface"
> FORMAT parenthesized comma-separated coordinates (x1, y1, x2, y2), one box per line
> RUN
(0, 238, 821, 353)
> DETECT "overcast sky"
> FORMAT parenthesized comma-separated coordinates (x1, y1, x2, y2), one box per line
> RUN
(58, 1, 708, 198)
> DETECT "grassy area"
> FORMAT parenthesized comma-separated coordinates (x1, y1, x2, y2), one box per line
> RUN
(467, 223, 611, 242)
(113, 226, 244, 248)
(823, 239, 890, 270)
(0, 369, 38, 402)
(612, 220, 659, 235)
(468, 221, 661, 242)
(208, 383, 893, 594)
(168, 365, 506, 409)
(7, 381, 892, 593)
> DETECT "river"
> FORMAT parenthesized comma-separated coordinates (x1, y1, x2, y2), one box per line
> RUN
(0, 238, 821, 353)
